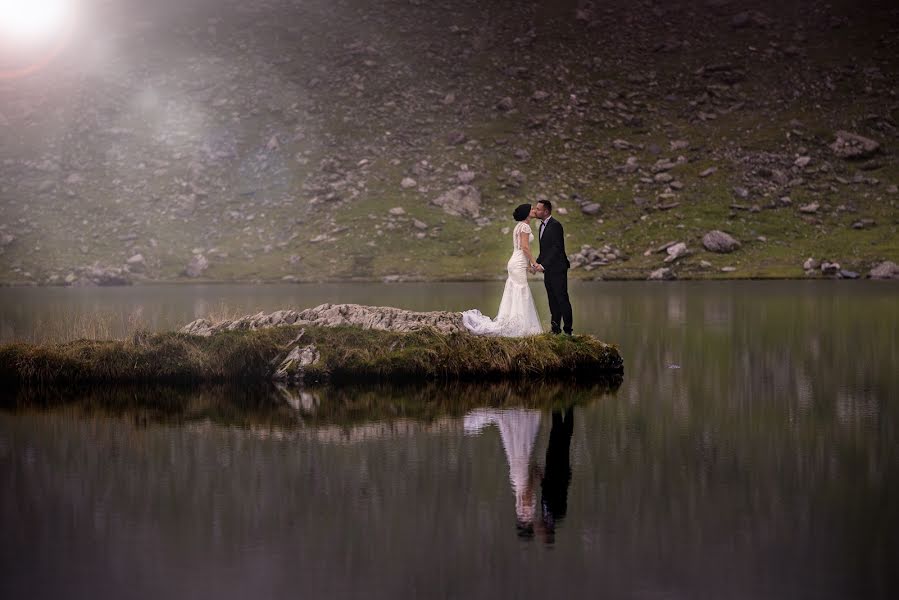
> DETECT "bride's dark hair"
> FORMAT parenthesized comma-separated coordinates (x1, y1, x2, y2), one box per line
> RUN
(513, 203, 531, 222)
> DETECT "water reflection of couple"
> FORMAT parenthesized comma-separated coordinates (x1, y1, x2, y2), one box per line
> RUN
(464, 406, 574, 542)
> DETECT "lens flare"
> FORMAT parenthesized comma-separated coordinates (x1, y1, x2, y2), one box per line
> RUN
(0, 0, 73, 44)
(0, 0, 76, 78)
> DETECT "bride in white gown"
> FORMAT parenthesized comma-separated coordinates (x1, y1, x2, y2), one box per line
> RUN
(462, 203, 543, 337)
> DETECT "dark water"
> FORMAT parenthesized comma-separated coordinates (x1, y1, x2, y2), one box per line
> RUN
(1, 281, 897, 599)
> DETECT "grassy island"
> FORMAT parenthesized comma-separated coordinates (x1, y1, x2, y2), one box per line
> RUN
(0, 325, 623, 386)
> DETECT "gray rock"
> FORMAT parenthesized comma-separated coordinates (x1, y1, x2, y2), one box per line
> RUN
(273, 343, 320, 382)
(446, 130, 467, 145)
(620, 157, 639, 173)
(664, 242, 688, 263)
(74, 264, 131, 286)
(184, 254, 209, 278)
(648, 267, 676, 280)
(581, 202, 601, 216)
(181, 303, 466, 337)
(840, 270, 859, 280)
(388, 207, 406, 216)
(829, 131, 879, 159)
(821, 261, 840, 275)
(702, 230, 741, 253)
(432, 185, 481, 218)
(457, 170, 476, 184)
(803, 257, 820, 271)
(731, 11, 770, 29)
(654, 173, 673, 184)
(496, 97, 514, 111)
(400, 177, 417, 189)
(869, 261, 899, 279)
(799, 202, 819, 214)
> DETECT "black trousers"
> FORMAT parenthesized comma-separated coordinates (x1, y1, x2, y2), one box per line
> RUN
(543, 268, 573, 334)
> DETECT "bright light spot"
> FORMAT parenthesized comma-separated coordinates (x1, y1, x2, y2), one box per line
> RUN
(0, 0, 74, 46)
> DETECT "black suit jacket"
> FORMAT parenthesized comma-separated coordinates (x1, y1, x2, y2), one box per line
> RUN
(536, 218, 570, 272)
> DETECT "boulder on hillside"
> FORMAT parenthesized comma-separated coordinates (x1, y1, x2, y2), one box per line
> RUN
(868, 261, 899, 279)
(829, 131, 879, 160)
(184, 254, 209, 278)
(702, 230, 741, 253)
(664, 242, 688, 263)
(431, 185, 481, 218)
(648, 267, 676, 280)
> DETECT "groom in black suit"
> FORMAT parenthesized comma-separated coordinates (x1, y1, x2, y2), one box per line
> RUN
(533, 200, 573, 335)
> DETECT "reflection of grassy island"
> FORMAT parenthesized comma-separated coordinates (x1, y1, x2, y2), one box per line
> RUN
(1, 380, 622, 432)
(0, 322, 623, 386)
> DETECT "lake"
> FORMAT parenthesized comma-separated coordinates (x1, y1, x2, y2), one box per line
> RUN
(1, 281, 897, 598)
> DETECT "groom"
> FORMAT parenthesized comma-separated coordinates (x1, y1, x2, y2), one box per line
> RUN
(533, 200, 573, 335)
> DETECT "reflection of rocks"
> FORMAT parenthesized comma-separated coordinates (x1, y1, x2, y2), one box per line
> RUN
(181, 303, 466, 336)
(275, 384, 320, 412)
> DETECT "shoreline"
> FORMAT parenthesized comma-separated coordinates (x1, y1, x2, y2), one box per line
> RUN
(1, 272, 897, 288)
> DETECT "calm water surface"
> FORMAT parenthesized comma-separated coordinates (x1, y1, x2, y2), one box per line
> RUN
(1, 281, 897, 598)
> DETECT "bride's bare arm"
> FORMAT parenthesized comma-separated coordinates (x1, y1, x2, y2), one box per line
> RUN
(519, 231, 536, 267)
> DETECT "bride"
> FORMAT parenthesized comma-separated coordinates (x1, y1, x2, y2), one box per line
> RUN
(462, 203, 543, 337)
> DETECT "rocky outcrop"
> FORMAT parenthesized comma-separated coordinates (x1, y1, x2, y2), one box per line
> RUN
(181, 303, 466, 337)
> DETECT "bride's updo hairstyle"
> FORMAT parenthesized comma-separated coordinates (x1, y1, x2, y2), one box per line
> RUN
(513, 203, 531, 222)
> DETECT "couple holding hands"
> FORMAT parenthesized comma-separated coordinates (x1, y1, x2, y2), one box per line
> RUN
(462, 199, 573, 338)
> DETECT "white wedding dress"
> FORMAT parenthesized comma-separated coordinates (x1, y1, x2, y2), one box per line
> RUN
(462, 221, 543, 337)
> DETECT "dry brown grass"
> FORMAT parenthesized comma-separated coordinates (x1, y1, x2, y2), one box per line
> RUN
(15, 308, 150, 344)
